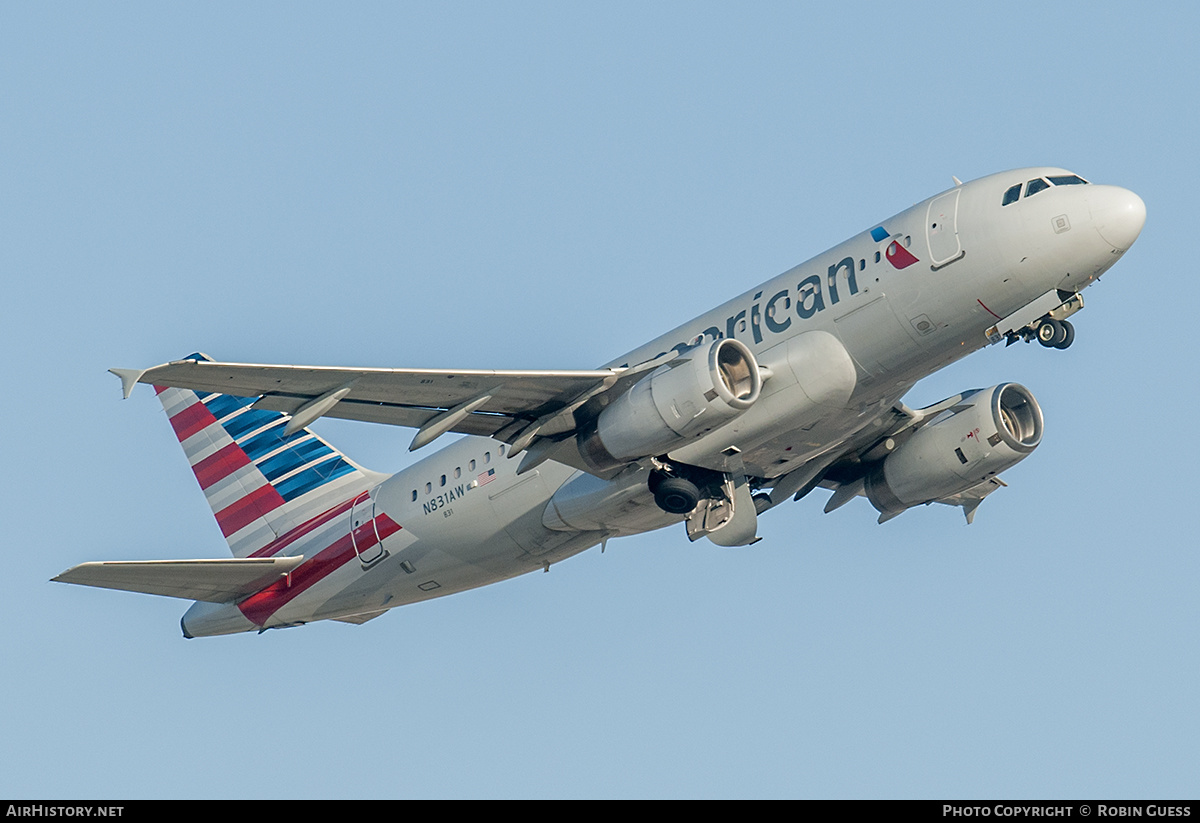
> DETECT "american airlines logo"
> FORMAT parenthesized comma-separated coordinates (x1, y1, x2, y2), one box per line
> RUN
(871, 225, 920, 269)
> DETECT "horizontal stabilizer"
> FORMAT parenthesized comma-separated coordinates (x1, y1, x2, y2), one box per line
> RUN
(52, 556, 305, 603)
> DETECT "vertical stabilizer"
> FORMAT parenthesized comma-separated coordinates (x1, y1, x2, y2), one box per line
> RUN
(151, 354, 385, 557)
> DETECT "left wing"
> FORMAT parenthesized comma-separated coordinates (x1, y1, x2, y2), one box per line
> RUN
(111, 355, 640, 467)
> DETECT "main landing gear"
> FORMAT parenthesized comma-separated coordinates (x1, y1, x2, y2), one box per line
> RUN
(648, 469, 702, 514)
(648, 463, 763, 546)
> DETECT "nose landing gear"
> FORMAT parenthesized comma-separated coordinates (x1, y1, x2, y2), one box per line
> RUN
(993, 291, 1083, 350)
(1035, 317, 1075, 349)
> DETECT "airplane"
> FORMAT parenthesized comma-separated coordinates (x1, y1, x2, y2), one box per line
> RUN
(54, 167, 1146, 637)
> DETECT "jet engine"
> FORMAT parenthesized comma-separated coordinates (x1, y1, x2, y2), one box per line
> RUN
(578, 338, 762, 470)
(543, 467, 679, 534)
(864, 383, 1043, 517)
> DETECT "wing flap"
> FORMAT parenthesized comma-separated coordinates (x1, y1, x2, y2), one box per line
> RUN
(52, 556, 305, 603)
(251, 393, 453, 430)
(332, 609, 390, 625)
(934, 476, 1008, 524)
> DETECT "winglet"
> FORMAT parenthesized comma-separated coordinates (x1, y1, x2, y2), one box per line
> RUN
(108, 368, 148, 399)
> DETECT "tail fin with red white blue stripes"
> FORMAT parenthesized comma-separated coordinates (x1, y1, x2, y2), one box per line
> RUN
(153, 353, 384, 557)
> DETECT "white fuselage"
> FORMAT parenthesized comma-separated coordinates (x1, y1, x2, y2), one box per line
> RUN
(181, 167, 1145, 636)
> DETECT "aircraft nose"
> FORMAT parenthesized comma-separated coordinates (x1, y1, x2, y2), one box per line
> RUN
(1090, 186, 1146, 251)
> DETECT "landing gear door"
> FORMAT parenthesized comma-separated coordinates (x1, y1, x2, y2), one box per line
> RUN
(684, 473, 760, 547)
(926, 189, 964, 268)
(350, 490, 388, 568)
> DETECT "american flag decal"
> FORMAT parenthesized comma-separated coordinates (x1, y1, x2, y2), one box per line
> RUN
(477, 469, 496, 487)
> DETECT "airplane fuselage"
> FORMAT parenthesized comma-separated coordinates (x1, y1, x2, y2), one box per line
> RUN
(101, 167, 1148, 637)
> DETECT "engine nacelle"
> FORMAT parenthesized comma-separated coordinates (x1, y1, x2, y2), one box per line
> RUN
(865, 383, 1043, 516)
(543, 468, 679, 535)
(579, 338, 762, 470)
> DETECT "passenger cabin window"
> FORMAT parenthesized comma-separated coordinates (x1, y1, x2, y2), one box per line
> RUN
(1025, 178, 1050, 198)
(1002, 183, 1022, 206)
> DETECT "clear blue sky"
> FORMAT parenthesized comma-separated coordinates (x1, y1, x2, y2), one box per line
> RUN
(2, 2, 1195, 799)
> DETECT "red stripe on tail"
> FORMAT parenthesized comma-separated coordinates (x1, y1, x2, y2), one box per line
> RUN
(168, 401, 218, 443)
(247, 496, 358, 559)
(214, 484, 286, 537)
(192, 443, 252, 490)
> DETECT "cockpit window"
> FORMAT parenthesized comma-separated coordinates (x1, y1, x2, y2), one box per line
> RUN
(1004, 174, 1089, 206)
(1025, 178, 1050, 198)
